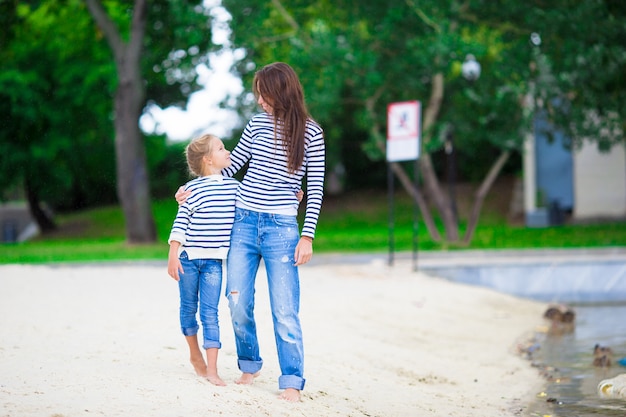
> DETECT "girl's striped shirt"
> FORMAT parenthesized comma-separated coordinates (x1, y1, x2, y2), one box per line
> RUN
(168, 175, 239, 260)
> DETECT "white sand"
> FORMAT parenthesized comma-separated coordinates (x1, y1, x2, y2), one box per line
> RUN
(0, 258, 546, 417)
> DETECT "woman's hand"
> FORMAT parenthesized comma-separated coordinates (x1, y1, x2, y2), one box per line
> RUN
(175, 186, 191, 205)
(296, 189, 304, 203)
(294, 236, 313, 266)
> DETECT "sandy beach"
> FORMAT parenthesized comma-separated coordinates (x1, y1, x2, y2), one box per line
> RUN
(0, 257, 546, 417)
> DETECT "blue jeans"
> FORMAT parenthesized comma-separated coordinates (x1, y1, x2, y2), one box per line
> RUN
(178, 251, 223, 349)
(226, 208, 305, 390)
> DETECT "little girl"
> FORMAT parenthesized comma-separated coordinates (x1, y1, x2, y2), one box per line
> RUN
(167, 134, 238, 386)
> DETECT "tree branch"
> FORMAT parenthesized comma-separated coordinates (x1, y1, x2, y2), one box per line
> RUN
(404, 0, 441, 33)
(128, 0, 148, 63)
(463, 150, 511, 243)
(84, 0, 124, 63)
(419, 72, 459, 241)
(422, 72, 444, 142)
(270, 0, 313, 44)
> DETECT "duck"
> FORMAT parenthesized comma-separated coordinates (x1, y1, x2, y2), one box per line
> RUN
(592, 344, 613, 367)
(542, 304, 576, 335)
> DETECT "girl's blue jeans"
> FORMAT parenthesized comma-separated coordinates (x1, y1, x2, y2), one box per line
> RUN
(178, 251, 223, 349)
(226, 207, 305, 391)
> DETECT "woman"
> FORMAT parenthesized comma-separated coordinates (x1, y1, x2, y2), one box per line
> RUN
(177, 62, 325, 401)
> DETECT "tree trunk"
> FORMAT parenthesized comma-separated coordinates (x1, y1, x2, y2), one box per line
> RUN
(463, 150, 511, 244)
(366, 86, 441, 242)
(86, 0, 156, 243)
(388, 160, 441, 242)
(419, 72, 459, 242)
(24, 179, 56, 233)
(114, 67, 156, 243)
(419, 152, 458, 241)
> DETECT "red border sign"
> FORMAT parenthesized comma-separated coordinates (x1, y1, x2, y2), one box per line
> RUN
(387, 101, 421, 162)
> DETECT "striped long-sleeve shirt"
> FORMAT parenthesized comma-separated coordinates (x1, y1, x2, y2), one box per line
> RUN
(168, 175, 239, 260)
(222, 112, 325, 239)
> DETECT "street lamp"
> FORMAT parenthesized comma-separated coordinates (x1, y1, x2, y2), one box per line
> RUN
(446, 54, 481, 222)
(461, 54, 481, 82)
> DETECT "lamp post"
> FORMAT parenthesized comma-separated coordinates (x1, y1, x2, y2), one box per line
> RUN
(461, 54, 481, 82)
(446, 54, 481, 223)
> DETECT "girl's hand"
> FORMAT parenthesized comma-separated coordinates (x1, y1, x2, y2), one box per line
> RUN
(167, 242, 184, 280)
(296, 189, 304, 203)
(168, 258, 184, 281)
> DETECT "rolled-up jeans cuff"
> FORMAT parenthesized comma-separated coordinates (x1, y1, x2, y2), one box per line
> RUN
(203, 340, 221, 349)
(181, 326, 199, 336)
(238, 358, 263, 374)
(279, 375, 305, 391)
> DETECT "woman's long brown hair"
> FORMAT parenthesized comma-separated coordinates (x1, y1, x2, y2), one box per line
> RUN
(253, 62, 310, 174)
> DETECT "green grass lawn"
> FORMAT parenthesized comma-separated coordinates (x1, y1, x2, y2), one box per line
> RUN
(1, 190, 625, 264)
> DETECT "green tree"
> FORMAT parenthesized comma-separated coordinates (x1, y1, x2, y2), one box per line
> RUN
(84, 0, 224, 243)
(220, 0, 624, 245)
(221, 0, 528, 243)
(84, 0, 158, 242)
(0, 0, 118, 231)
(524, 1, 625, 151)
(1, 0, 220, 242)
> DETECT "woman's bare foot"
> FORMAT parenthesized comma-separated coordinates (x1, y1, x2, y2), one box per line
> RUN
(235, 372, 260, 385)
(190, 356, 208, 377)
(279, 388, 301, 402)
(206, 373, 227, 386)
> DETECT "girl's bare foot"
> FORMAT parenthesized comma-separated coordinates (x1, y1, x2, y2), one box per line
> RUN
(206, 373, 227, 386)
(279, 388, 301, 402)
(190, 356, 208, 377)
(235, 372, 260, 385)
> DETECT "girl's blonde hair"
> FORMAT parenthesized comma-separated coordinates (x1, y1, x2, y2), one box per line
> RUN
(185, 134, 219, 177)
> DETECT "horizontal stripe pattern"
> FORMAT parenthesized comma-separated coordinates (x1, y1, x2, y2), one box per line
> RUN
(223, 113, 325, 238)
(168, 175, 239, 258)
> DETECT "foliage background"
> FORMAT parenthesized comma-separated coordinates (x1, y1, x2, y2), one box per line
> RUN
(0, 0, 624, 245)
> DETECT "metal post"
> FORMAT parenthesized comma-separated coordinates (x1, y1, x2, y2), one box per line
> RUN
(412, 158, 419, 271)
(388, 163, 395, 266)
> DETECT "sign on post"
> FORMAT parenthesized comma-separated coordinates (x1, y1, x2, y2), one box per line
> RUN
(387, 101, 421, 162)
(386, 100, 421, 271)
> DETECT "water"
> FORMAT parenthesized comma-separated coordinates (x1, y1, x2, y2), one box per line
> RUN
(315, 250, 626, 415)
(416, 252, 626, 416)
(526, 303, 626, 417)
